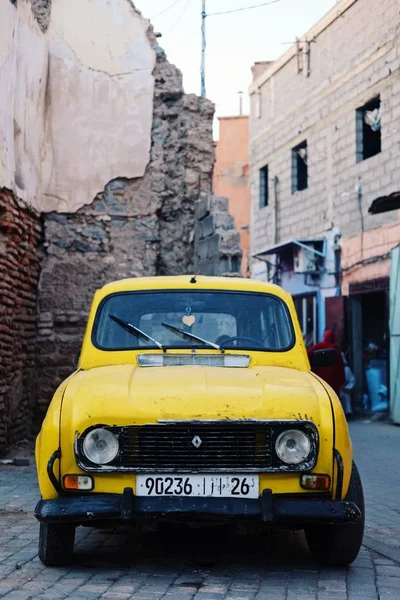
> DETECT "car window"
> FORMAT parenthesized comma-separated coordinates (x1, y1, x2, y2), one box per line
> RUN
(93, 290, 294, 351)
(139, 312, 237, 345)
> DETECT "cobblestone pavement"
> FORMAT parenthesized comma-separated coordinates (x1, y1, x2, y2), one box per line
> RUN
(0, 421, 399, 600)
(351, 422, 400, 558)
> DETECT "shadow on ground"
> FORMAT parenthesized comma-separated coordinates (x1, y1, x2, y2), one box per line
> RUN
(74, 522, 314, 571)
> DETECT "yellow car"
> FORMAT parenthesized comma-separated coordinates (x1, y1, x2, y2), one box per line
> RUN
(35, 276, 364, 566)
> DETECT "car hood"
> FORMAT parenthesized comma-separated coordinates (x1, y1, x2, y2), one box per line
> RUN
(61, 363, 331, 434)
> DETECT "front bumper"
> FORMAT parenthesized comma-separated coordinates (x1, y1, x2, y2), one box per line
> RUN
(35, 489, 361, 525)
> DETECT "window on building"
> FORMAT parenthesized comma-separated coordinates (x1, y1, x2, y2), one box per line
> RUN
(356, 96, 381, 162)
(292, 140, 308, 193)
(259, 165, 269, 208)
(255, 91, 262, 119)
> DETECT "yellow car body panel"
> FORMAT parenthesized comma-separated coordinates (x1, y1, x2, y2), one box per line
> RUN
(57, 363, 334, 498)
(36, 275, 353, 504)
(315, 375, 353, 497)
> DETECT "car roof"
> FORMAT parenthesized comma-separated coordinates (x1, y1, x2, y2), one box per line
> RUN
(97, 275, 289, 299)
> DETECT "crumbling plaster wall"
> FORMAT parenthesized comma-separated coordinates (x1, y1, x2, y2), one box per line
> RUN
(37, 85, 215, 418)
(1, 0, 155, 213)
(36, 17, 215, 419)
(1, 0, 240, 430)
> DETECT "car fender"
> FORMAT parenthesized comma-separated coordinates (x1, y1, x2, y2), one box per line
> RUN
(310, 374, 353, 499)
(329, 390, 353, 498)
(35, 374, 75, 500)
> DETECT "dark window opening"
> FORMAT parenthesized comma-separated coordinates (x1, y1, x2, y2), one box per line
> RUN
(259, 165, 269, 208)
(334, 247, 341, 288)
(292, 141, 308, 193)
(231, 256, 239, 272)
(356, 96, 381, 162)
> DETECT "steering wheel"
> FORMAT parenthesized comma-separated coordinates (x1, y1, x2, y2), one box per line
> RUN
(220, 336, 265, 349)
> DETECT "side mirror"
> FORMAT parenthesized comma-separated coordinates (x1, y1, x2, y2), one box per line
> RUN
(309, 348, 338, 369)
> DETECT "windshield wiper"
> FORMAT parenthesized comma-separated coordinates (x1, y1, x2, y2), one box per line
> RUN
(110, 315, 164, 350)
(161, 322, 224, 353)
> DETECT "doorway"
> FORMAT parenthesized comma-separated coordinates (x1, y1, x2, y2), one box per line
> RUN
(293, 293, 318, 348)
(349, 279, 389, 413)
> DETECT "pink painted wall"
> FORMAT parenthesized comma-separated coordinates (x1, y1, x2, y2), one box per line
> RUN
(341, 220, 400, 294)
(213, 116, 250, 276)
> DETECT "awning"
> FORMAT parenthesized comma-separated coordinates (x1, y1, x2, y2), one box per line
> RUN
(369, 191, 400, 214)
(253, 238, 325, 261)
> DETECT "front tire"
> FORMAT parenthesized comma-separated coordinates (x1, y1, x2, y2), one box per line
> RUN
(38, 522, 75, 566)
(305, 461, 364, 567)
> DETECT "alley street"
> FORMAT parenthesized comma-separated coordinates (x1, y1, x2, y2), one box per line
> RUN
(0, 421, 399, 600)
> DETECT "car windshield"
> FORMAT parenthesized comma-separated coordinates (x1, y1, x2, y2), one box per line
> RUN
(93, 290, 294, 352)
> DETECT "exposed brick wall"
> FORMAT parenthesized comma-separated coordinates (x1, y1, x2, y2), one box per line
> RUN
(35, 42, 215, 422)
(0, 189, 41, 453)
(250, 0, 400, 263)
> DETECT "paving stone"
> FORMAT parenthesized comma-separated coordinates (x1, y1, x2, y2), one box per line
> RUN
(376, 565, 400, 577)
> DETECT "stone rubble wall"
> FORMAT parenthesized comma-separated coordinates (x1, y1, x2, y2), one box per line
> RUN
(35, 46, 216, 422)
(0, 189, 41, 452)
(30, 0, 52, 32)
(195, 194, 242, 276)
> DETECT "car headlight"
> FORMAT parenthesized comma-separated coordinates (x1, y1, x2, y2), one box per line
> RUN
(275, 429, 311, 465)
(82, 428, 119, 465)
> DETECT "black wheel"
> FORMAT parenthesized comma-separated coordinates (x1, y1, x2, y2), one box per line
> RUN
(38, 522, 75, 566)
(305, 462, 364, 567)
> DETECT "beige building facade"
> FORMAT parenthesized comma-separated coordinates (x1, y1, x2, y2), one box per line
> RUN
(249, 0, 400, 412)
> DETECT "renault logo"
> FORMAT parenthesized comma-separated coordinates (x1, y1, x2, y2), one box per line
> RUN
(192, 435, 202, 448)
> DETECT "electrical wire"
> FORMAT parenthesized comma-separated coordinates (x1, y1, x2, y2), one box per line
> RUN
(165, 0, 191, 33)
(341, 252, 390, 273)
(208, 0, 281, 17)
(150, 0, 185, 20)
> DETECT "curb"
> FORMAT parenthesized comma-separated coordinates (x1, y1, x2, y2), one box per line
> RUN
(363, 535, 400, 564)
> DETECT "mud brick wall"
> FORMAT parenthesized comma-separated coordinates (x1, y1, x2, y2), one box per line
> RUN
(0, 189, 41, 453)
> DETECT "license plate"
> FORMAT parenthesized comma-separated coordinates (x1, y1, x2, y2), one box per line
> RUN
(136, 474, 259, 498)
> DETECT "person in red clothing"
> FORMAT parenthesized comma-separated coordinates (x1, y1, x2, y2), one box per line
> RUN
(307, 329, 345, 396)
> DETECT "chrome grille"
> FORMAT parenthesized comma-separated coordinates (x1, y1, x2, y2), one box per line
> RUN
(76, 421, 318, 473)
(119, 423, 272, 472)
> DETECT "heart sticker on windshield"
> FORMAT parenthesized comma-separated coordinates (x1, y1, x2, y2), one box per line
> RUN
(182, 315, 196, 327)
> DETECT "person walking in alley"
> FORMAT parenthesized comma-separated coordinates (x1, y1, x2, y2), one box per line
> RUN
(307, 329, 345, 396)
(340, 353, 355, 418)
